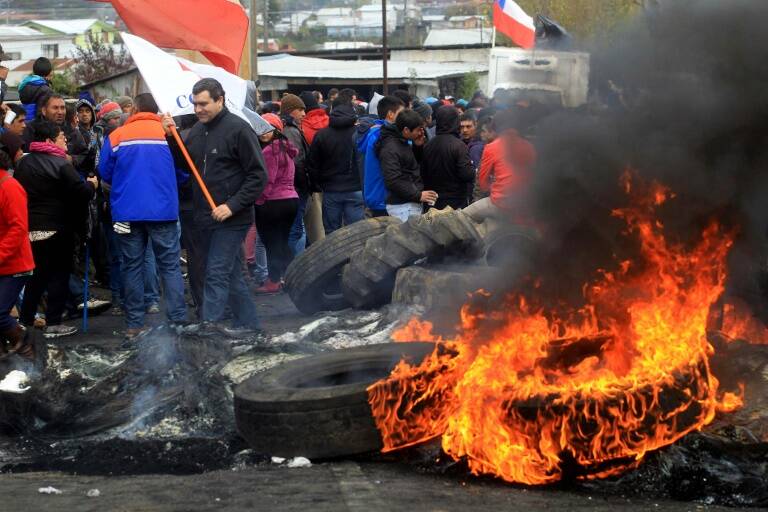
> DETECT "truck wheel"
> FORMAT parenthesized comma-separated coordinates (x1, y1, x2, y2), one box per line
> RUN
(233, 342, 436, 458)
(284, 217, 401, 315)
(341, 208, 485, 309)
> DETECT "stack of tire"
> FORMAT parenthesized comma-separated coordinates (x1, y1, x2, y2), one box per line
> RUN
(283, 208, 487, 314)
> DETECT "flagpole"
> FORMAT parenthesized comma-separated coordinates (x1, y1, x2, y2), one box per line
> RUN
(170, 126, 217, 210)
(491, 26, 496, 48)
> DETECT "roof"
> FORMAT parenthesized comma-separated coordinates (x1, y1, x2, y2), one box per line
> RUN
(424, 28, 494, 46)
(0, 26, 44, 37)
(12, 57, 76, 72)
(316, 7, 353, 16)
(323, 17, 382, 28)
(423, 15, 446, 22)
(448, 15, 484, 21)
(23, 19, 104, 35)
(358, 4, 397, 12)
(258, 54, 486, 81)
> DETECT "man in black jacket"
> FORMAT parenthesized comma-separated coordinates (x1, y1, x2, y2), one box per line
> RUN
(307, 103, 363, 234)
(421, 106, 475, 210)
(163, 78, 267, 336)
(23, 94, 88, 173)
(377, 109, 437, 221)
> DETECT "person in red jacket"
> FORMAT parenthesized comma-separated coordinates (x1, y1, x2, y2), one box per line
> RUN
(0, 152, 35, 359)
(465, 109, 536, 224)
(299, 91, 329, 145)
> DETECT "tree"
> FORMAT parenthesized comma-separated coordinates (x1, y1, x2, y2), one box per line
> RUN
(458, 71, 480, 101)
(49, 71, 79, 97)
(70, 32, 133, 85)
(514, 0, 642, 39)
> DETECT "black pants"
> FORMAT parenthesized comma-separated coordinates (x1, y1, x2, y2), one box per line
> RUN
(254, 198, 299, 282)
(180, 209, 206, 317)
(21, 231, 75, 326)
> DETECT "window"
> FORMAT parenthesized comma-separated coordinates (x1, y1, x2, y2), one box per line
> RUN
(41, 44, 59, 59)
(4, 52, 21, 60)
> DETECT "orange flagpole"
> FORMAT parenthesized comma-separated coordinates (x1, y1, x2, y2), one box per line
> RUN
(170, 125, 217, 210)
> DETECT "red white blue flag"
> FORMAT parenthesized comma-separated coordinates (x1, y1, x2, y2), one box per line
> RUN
(493, 0, 536, 49)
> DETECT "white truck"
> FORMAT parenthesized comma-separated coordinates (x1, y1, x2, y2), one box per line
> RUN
(487, 47, 590, 108)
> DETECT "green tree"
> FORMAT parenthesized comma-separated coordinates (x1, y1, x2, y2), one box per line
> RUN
(49, 71, 79, 97)
(514, 0, 643, 39)
(458, 71, 480, 101)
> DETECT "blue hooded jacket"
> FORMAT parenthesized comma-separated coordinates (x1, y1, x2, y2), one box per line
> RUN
(357, 119, 388, 211)
(18, 75, 50, 120)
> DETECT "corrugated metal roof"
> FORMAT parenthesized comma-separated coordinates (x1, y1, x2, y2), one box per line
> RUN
(424, 28, 493, 46)
(25, 19, 102, 35)
(258, 54, 486, 80)
(0, 26, 43, 37)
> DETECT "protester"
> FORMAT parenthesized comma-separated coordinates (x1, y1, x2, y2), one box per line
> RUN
(115, 96, 134, 114)
(307, 102, 363, 234)
(466, 109, 537, 223)
(459, 112, 484, 170)
(0, 132, 24, 164)
(24, 94, 88, 171)
(76, 99, 98, 175)
(99, 93, 188, 338)
(15, 120, 98, 338)
(412, 101, 434, 141)
(378, 109, 437, 221)
(327, 88, 339, 104)
(299, 90, 329, 145)
(3, 104, 26, 137)
(164, 78, 267, 336)
(18, 57, 52, 120)
(393, 89, 413, 108)
(357, 96, 405, 217)
(421, 106, 475, 210)
(253, 113, 299, 293)
(0, 149, 35, 358)
(279, 93, 310, 255)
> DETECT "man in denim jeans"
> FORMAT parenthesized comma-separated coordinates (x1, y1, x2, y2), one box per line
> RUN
(163, 79, 267, 337)
(99, 94, 188, 338)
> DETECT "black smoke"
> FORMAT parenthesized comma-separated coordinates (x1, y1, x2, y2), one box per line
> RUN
(518, 0, 768, 314)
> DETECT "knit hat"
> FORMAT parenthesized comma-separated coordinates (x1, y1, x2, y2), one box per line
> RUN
(98, 101, 122, 121)
(412, 100, 433, 123)
(261, 113, 283, 132)
(280, 94, 305, 115)
(299, 91, 319, 111)
(115, 95, 133, 110)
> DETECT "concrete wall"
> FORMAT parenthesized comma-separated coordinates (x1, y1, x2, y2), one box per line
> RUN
(391, 47, 490, 64)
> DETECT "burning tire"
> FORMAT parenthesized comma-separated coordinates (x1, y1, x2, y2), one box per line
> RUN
(341, 208, 485, 309)
(233, 342, 436, 459)
(284, 217, 401, 314)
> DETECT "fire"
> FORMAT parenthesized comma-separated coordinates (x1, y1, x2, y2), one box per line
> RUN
(368, 174, 743, 485)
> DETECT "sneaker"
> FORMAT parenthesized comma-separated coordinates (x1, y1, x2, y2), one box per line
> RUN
(146, 303, 161, 314)
(169, 321, 200, 335)
(77, 299, 113, 315)
(43, 324, 78, 339)
(109, 305, 125, 316)
(254, 279, 282, 295)
(219, 325, 266, 340)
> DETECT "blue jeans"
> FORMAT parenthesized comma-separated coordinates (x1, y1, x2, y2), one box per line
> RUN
(322, 190, 365, 234)
(118, 221, 187, 329)
(201, 225, 259, 328)
(104, 226, 160, 308)
(288, 194, 308, 256)
(0, 275, 27, 331)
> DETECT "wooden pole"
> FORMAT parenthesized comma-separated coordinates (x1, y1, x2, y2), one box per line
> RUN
(170, 125, 216, 210)
(250, 0, 259, 81)
(382, 0, 388, 94)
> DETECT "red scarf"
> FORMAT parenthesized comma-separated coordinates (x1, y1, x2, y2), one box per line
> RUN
(29, 141, 67, 159)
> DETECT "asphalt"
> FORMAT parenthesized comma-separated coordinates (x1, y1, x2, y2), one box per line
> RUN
(0, 287, 762, 512)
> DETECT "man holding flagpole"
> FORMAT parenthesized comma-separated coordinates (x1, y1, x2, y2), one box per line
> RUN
(162, 78, 267, 337)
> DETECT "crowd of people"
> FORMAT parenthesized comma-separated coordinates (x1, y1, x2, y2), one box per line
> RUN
(0, 55, 536, 356)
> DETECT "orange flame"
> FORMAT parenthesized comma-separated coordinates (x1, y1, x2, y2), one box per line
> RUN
(368, 174, 742, 485)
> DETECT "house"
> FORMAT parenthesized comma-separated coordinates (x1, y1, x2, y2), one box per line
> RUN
(7, 57, 76, 88)
(322, 17, 395, 38)
(21, 19, 119, 48)
(315, 7, 354, 26)
(0, 25, 76, 61)
(357, 3, 401, 27)
(448, 15, 486, 29)
(424, 28, 494, 46)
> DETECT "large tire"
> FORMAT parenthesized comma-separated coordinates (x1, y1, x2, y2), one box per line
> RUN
(341, 208, 485, 309)
(233, 342, 436, 458)
(284, 217, 401, 314)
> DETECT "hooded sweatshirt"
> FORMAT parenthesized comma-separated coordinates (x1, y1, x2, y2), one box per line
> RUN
(421, 106, 475, 209)
(18, 74, 51, 120)
(358, 119, 387, 210)
(75, 99, 98, 175)
(307, 104, 360, 193)
(302, 108, 330, 146)
(258, 136, 299, 204)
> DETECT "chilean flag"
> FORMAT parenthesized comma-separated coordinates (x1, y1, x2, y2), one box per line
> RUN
(493, 0, 536, 49)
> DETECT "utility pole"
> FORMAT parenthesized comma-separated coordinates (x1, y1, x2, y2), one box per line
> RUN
(250, 0, 259, 81)
(382, 0, 388, 94)
(263, 0, 269, 52)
